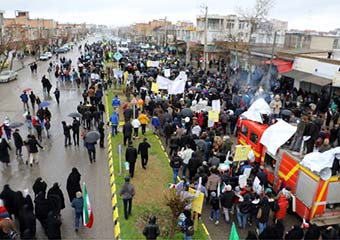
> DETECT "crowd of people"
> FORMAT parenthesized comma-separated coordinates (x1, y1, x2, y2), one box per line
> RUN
(2, 35, 340, 239)
(101, 40, 340, 239)
(0, 167, 82, 239)
(0, 40, 110, 238)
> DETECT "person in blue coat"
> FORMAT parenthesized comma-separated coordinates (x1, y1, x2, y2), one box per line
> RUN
(71, 191, 83, 232)
(20, 91, 29, 111)
(109, 110, 119, 136)
(151, 115, 160, 135)
(111, 95, 121, 108)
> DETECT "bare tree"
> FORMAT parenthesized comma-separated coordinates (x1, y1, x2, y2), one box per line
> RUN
(0, 24, 28, 72)
(164, 190, 193, 240)
(236, 0, 275, 74)
(237, 0, 275, 40)
(0, 29, 15, 72)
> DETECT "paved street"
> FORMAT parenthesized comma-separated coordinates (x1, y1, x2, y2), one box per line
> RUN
(0, 37, 113, 239)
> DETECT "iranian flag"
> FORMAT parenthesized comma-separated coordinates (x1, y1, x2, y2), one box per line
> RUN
(83, 182, 94, 228)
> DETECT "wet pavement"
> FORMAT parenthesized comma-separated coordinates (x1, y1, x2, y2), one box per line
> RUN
(0, 37, 113, 239)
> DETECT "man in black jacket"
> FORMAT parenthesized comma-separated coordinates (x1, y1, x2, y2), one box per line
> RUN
(13, 129, 23, 157)
(138, 138, 151, 169)
(62, 121, 72, 147)
(123, 120, 133, 146)
(220, 185, 234, 224)
(72, 118, 80, 146)
(126, 142, 137, 177)
(143, 216, 160, 240)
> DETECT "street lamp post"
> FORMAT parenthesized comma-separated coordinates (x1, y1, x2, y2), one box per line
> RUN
(203, 6, 208, 70)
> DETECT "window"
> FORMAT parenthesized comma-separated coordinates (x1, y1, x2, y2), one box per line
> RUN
(250, 132, 258, 144)
(264, 153, 276, 172)
(226, 21, 235, 29)
(241, 125, 248, 137)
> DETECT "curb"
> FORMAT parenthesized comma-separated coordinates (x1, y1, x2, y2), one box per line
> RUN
(154, 135, 211, 240)
(105, 94, 121, 240)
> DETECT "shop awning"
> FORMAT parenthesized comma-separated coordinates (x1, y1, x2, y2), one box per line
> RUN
(282, 70, 332, 87)
(301, 74, 332, 87)
(265, 59, 292, 73)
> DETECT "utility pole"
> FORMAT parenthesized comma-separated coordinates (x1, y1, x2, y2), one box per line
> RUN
(185, 32, 190, 65)
(164, 16, 167, 49)
(268, 31, 277, 74)
(203, 5, 208, 70)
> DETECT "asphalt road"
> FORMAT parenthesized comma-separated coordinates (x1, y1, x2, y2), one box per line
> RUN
(0, 37, 114, 239)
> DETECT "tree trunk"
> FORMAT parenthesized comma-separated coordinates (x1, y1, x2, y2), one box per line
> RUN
(169, 213, 178, 240)
(9, 51, 16, 71)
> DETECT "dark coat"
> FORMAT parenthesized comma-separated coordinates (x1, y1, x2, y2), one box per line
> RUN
(170, 156, 182, 169)
(126, 146, 137, 163)
(12, 132, 23, 148)
(188, 154, 200, 178)
(143, 217, 160, 240)
(32, 177, 47, 197)
(34, 192, 49, 231)
(47, 184, 65, 210)
(138, 141, 150, 157)
(47, 211, 61, 240)
(123, 122, 133, 137)
(0, 139, 11, 163)
(220, 191, 234, 209)
(22, 205, 36, 237)
(66, 168, 82, 202)
(0, 185, 16, 216)
(27, 137, 43, 153)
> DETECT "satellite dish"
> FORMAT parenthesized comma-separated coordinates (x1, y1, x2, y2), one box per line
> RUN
(319, 168, 332, 181)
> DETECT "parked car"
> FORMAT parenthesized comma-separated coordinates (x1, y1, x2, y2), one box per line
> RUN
(0, 70, 18, 83)
(39, 53, 49, 61)
(55, 47, 68, 53)
(45, 52, 53, 58)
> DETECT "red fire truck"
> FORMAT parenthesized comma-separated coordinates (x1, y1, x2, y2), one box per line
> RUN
(237, 119, 340, 226)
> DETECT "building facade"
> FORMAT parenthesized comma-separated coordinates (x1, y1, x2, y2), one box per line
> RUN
(196, 14, 252, 44)
(284, 31, 340, 51)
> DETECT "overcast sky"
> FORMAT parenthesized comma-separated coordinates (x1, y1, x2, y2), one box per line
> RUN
(1, 0, 339, 31)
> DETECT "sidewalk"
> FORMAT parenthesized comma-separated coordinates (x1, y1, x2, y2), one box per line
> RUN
(11, 55, 39, 72)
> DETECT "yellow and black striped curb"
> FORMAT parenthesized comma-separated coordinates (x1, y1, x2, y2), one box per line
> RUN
(154, 135, 211, 239)
(105, 94, 121, 240)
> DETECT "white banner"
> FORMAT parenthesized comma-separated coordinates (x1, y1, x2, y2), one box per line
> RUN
(260, 119, 297, 156)
(175, 71, 188, 81)
(167, 71, 187, 95)
(147, 60, 160, 68)
(301, 147, 340, 173)
(241, 98, 272, 123)
(212, 99, 221, 111)
(168, 78, 186, 95)
(156, 75, 170, 90)
(164, 69, 171, 77)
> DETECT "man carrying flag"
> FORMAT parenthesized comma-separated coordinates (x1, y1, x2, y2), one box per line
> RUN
(83, 182, 94, 228)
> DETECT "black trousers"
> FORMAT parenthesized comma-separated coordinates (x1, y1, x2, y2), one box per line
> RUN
(65, 135, 71, 146)
(100, 133, 104, 148)
(141, 124, 146, 135)
(123, 198, 132, 220)
(87, 149, 96, 162)
(123, 135, 131, 146)
(129, 161, 136, 177)
(141, 155, 148, 168)
(133, 128, 138, 137)
(73, 132, 79, 146)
